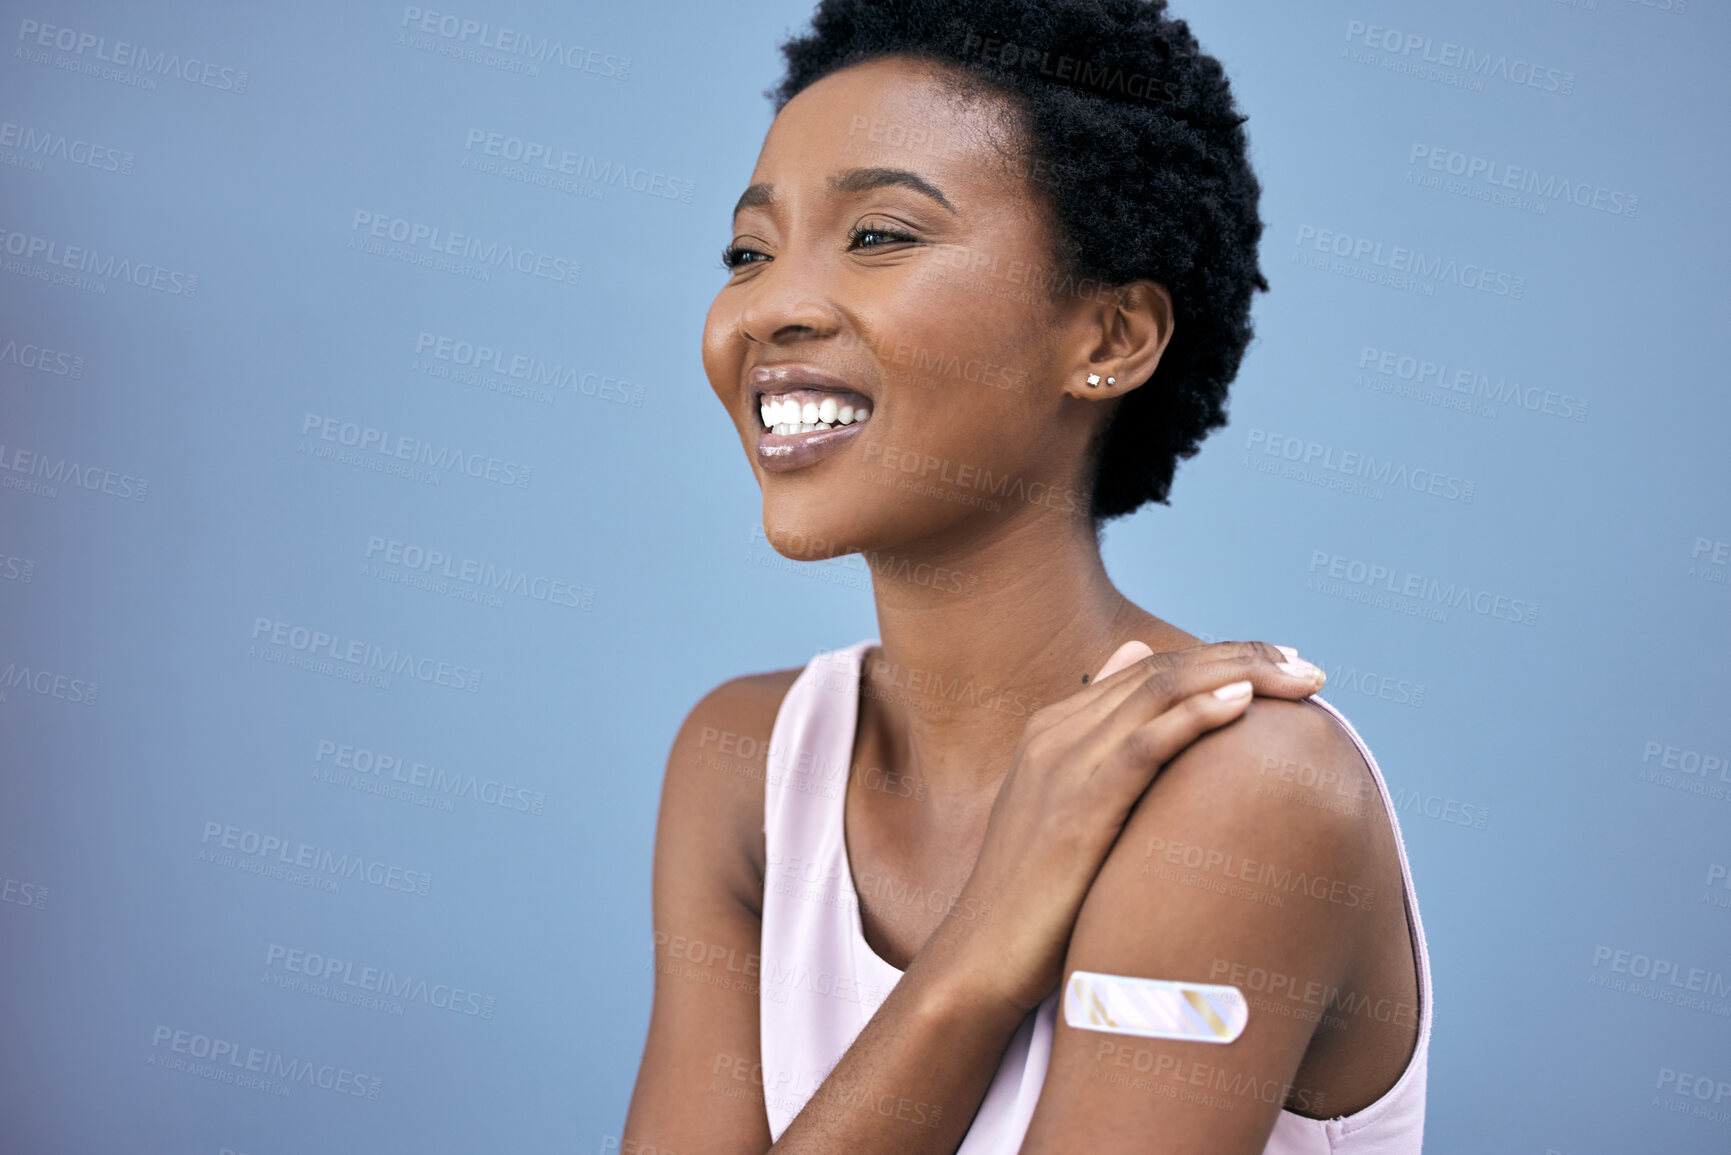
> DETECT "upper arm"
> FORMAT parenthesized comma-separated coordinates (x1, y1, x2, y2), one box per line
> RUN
(622, 670, 799, 1155)
(1022, 698, 1383, 1153)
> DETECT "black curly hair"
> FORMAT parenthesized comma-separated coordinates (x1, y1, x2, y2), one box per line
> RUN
(770, 0, 1268, 524)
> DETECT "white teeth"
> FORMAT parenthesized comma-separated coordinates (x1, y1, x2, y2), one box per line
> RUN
(758, 392, 872, 433)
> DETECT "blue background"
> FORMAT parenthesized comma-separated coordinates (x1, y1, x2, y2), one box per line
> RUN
(1, 1, 1726, 1152)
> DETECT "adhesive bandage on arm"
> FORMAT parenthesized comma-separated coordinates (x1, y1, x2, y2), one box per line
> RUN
(1063, 970, 1248, 1043)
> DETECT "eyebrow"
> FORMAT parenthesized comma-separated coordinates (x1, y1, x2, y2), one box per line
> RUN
(733, 182, 774, 218)
(829, 167, 955, 212)
(730, 167, 957, 219)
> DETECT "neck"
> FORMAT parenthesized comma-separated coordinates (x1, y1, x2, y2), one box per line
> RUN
(860, 507, 1194, 797)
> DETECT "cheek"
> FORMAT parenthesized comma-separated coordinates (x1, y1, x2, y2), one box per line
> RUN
(866, 296, 1049, 454)
(886, 260, 1052, 386)
(701, 292, 740, 400)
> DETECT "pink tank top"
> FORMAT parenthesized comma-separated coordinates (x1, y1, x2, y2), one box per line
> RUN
(760, 639, 1432, 1152)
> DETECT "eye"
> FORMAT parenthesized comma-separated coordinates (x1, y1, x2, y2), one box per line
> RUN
(721, 242, 769, 271)
(846, 221, 919, 252)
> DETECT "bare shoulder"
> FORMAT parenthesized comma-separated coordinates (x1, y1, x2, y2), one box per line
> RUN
(657, 664, 806, 912)
(1023, 696, 1406, 1147)
(1123, 695, 1387, 927)
(630, 665, 806, 1153)
(1160, 695, 1379, 844)
(1066, 692, 1389, 992)
(668, 665, 806, 770)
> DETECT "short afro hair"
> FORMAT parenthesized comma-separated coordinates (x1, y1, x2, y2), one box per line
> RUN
(770, 0, 1268, 523)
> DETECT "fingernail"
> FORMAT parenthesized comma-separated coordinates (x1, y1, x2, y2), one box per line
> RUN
(1277, 658, 1323, 682)
(1275, 645, 1299, 661)
(1213, 680, 1253, 700)
(1095, 640, 1153, 683)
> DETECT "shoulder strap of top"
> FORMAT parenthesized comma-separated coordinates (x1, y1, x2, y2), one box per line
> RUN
(1301, 694, 1434, 1138)
(762, 640, 876, 866)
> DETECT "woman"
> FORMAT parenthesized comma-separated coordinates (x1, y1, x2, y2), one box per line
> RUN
(624, 1, 1429, 1151)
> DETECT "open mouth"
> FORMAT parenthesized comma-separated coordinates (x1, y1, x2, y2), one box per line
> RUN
(756, 387, 873, 434)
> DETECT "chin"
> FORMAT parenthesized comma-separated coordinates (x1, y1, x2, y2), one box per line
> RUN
(757, 487, 876, 562)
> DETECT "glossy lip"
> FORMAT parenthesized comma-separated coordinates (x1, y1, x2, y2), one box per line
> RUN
(755, 421, 868, 472)
(748, 363, 876, 474)
(748, 363, 875, 407)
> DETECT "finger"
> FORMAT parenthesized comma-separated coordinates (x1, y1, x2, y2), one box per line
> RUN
(1039, 640, 1318, 736)
(1089, 681, 1255, 799)
(1033, 640, 1157, 729)
(1132, 641, 1324, 700)
(1060, 641, 1321, 747)
(1094, 640, 1153, 683)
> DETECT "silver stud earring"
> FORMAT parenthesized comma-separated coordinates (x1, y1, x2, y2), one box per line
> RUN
(1086, 373, 1101, 387)
(1106, 376, 1116, 385)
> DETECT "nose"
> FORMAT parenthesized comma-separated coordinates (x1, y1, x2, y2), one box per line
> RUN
(737, 256, 844, 348)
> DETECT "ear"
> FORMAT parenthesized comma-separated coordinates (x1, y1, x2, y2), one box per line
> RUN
(1058, 280, 1175, 402)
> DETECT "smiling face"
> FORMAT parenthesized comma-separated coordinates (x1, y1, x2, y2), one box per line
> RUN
(702, 56, 1130, 562)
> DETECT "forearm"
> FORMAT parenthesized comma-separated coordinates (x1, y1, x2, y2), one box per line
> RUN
(770, 926, 1029, 1155)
